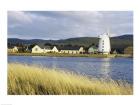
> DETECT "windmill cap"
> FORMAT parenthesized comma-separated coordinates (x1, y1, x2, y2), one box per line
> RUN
(98, 32, 110, 38)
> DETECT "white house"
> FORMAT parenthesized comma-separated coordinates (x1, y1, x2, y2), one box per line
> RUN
(32, 45, 59, 53)
(8, 46, 19, 53)
(32, 45, 44, 53)
(59, 46, 84, 54)
(98, 32, 111, 54)
(31, 44, 85, 54)
(51, 46, 59, 53)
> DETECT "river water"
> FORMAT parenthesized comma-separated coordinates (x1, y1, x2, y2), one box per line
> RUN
(8, 56, 133, 83)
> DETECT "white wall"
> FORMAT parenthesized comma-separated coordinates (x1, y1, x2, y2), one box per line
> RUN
(52, 46, 59, 53)
(79, 47, 84, 53)
(32, 45, 43, 53)
(98, 33, 111, 54)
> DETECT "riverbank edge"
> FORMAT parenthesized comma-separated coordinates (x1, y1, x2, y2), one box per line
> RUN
(8, 53, 133, 58)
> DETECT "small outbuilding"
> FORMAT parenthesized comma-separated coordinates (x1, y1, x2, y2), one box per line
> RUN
(8, 46, 18, 53)
(88, 46, 98, 54)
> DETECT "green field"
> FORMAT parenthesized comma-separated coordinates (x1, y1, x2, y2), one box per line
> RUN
(8, 63, 133, 95)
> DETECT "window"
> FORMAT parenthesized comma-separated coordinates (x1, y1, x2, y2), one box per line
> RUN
(102, 49, 104, 51)
(102, 40, 104, 45)
(35, 48, 38, 51)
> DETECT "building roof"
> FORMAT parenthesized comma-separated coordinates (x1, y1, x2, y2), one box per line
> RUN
(8, 46, 19, 49)
(31, 44, 83, 51)
(88, 45, 97, 49)
(58, 46, 82, 50)
(33, 44, 54, 50)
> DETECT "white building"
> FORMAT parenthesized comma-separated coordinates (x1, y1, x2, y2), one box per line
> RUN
(32, 45, 59, 53)
(88, 46, 98, 54)
(51, 46, 59, 53)
(98, 32, 111, 54)
(32, 45, 44, 53)
(8, 46, 19, 53)
(59, 46, 84, 54)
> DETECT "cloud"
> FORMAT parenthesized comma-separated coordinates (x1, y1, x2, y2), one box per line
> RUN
(8, 11, 133, 39)
(8, 11, 32, 24)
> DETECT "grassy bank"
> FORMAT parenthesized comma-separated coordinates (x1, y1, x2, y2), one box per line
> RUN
(8, 53, 117, 58)
(116, 54, 133, 58)
(8, 63, 133, 95)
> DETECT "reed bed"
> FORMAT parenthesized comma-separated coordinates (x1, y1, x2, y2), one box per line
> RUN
(8, 63, 133, 95)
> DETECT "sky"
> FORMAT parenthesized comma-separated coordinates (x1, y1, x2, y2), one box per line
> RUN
(8, 11, 133, 40)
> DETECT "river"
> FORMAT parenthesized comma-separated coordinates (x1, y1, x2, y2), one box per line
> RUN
(8, 56, 133, 83)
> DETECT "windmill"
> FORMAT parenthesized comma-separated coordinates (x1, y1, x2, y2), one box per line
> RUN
(98, 30, 111, 54)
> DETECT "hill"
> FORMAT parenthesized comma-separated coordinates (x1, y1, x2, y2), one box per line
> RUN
(8, 34, 133, 53)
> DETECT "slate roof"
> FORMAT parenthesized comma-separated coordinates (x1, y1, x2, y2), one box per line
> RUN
(88, 45, 97, 49)
(33, 44, 54, 50)
(31, 44, 83, 51)
(58, 46, 82, 50)
(8, 46, 21, 49)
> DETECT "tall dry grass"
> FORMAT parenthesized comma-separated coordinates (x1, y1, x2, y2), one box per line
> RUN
(8, 63, 133, 95)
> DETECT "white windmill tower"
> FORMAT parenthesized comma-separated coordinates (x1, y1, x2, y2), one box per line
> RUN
(98, 31, 111, 54)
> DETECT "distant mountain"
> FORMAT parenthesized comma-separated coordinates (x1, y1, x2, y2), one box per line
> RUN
(110, 34, 133, 51)
(112, 34, 133, 39)
(8, 38, 46, 45)
(8, 34, 133, 53)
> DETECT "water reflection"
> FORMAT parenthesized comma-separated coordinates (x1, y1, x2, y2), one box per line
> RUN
(51, 57, 58, 69)
(99, 58, 111, 79)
